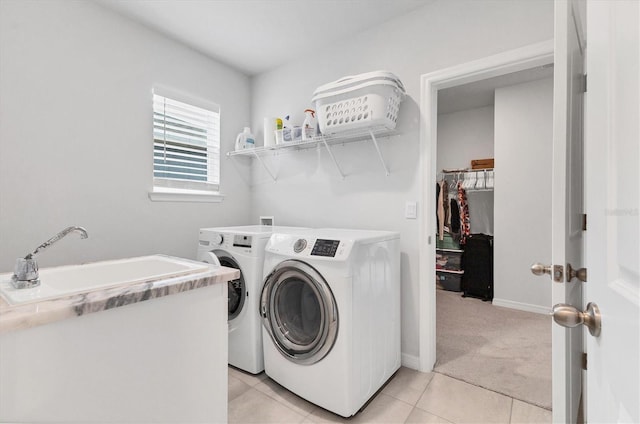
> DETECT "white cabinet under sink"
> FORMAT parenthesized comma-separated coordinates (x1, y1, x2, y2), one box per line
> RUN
(0, 283, 228, 423)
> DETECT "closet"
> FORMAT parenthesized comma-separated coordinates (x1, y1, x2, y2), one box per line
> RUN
(434, 66, 554, 312)
(435, 168, 494, 300)
(429, 61, 556, 413)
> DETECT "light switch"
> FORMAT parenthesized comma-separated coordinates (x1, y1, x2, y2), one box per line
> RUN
(405, 201, 417, 219)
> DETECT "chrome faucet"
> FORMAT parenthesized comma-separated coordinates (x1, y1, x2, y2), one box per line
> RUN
(11, 226, 89, 289)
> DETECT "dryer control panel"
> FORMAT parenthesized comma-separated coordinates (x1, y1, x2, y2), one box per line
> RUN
(311, 239, 340, 257)
(266, 234, 353, 261)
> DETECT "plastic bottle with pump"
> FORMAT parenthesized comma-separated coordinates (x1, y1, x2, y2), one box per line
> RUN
(302, 109, 317, 140)
(235, 127, 255, 150)
(282, 115, 293, 142)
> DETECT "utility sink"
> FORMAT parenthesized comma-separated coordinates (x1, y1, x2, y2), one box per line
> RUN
(0, 255, 213, 305)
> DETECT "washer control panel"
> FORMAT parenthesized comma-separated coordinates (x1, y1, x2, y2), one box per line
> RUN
(233, 235, 252, 248)
(198, 231, 253, 254)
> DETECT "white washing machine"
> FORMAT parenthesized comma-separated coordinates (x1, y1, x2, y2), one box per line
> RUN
(260, 228, 401, 417)
(197, 225, 310, 374)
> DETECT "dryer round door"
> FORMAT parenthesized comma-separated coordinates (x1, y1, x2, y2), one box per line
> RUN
(208, 250, 246, 322)
(260, 259, 338, 365)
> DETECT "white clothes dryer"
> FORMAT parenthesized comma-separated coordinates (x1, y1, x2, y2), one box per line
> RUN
(197, 225, 310, 374)
(260, 228, 401, 417)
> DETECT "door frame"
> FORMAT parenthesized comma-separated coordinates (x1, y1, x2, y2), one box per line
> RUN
(417, 40, 554, 372)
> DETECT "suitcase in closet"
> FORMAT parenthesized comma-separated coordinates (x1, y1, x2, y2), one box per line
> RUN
(461, 234, 493, 301)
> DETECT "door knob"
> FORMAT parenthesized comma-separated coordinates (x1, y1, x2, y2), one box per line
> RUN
(566, 263, 587, 282)
(551, 302, 601, 337)
(531, 263, 564, 282)
(531, 263, 552, 276)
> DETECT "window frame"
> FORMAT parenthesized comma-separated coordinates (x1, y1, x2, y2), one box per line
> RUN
(148, 86, 224, 203)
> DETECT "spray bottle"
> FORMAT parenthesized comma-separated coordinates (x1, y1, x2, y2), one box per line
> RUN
(302, 109, 317, 140)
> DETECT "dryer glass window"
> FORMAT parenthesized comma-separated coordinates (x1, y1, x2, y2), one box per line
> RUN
(275, 278, 322, 346)
(261, 260, 338, 365)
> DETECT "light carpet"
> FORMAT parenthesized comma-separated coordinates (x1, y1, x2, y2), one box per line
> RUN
(435, 289, 552, 410)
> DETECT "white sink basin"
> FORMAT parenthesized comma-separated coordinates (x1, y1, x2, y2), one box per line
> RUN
(0, 255, 213, 305)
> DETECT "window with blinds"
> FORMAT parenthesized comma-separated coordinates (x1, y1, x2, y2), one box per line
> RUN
(153, 88, 220, 193)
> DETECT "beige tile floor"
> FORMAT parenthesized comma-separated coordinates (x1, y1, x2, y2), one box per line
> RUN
(228, 366, 552, 424)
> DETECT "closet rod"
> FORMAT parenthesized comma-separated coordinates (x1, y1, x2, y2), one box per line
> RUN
(440, 168, 494, 174)
(438, 168, 495, 191)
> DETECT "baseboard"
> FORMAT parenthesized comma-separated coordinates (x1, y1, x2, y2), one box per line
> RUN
(492, 298, 550, 315)
(401, 352, 420, 370)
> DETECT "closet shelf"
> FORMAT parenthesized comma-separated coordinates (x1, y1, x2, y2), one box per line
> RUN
(436, 247, 464, 253)
(226, 126, 398, 181)
(439, 168, 495, 192)
(436, 269, 464, 275)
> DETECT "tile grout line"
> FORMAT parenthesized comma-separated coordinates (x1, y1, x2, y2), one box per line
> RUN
(403, 372, 457, 423)
(384, 372, 437, 408)
(432, 371, 552, 411)
(232, 369, 545, 423)
(252, 386, 310, 422)
(253, 378, 319, 420)
(508, 396, 514, 424)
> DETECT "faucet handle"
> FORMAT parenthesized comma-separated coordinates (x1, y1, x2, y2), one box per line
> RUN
(11, 257, 40, 289)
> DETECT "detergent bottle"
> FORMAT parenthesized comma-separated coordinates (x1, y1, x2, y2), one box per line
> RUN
(235, 127, 255, 150)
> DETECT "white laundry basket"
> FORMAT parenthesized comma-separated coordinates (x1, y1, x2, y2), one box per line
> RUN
(311, 71, 405, 135)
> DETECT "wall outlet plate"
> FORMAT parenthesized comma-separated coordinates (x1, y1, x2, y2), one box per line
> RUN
(260, 216, 274, 226)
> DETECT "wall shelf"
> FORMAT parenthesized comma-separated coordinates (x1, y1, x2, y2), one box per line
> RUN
(226, 126, 397, 181)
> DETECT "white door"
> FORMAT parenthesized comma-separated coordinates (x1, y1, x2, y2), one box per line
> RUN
(584, 1, 640, 423)
(550, 1, 586, 423)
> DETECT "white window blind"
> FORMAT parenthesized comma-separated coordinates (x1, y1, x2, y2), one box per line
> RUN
(153, 88, 220, 192)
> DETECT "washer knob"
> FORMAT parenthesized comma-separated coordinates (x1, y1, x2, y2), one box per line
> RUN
(293, 239, 307, 253)
(214, 234, 224, 245)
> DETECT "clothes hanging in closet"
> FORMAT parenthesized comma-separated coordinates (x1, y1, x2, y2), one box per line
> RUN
(438, 177, 466, 241)
(437, 181, 445, 240)
(435, 181, 440, 230)
(450, 198, 460, 233)
(457, 182, 470, 245)
(443, 186, 450, 232)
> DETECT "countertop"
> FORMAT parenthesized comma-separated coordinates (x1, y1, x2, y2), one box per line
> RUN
(0, 261, 239, 334)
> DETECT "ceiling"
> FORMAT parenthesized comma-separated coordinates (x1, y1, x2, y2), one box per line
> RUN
(93, 0, 552, 107)
(437, 64, 554, 115)
(95, 0, 431, 76)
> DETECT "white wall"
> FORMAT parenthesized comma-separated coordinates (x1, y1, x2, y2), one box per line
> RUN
(0, 1, 252, 270)
(249, 0, 554, 361)
(437, 106, 495, 236)
(437, 106, 495, 171)
(493, 77, 553, 312)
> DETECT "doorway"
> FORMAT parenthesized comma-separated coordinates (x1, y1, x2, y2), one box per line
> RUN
(418, 40, 555, 404)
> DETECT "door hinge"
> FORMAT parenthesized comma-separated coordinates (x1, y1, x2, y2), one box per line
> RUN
(582, 214, 587, 231)
(582, 352, 588, 370)
(582, 74, 587, 93)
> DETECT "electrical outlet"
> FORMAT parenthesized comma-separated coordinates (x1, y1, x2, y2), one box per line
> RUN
(260, 216, 274, 226)
(405, 201, 417, 219)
